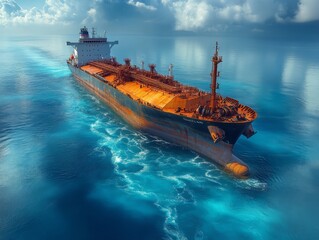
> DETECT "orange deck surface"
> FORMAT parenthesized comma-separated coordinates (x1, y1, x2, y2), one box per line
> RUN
(117, 81, 176, 109)
(81, 65, 103, 74)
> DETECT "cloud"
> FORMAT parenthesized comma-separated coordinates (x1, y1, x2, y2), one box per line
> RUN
(165, 0, 212, 31)
(161, 0, 302, 31)
(218, 0, 278, 23)
(1, 0, 319, 35)
(127, 0, 157, 11)
(82, 8, 97, 25)
(0, 0, 21, 14)
(0, 0, 75, 25)
(294, 0, 319, 22)
(0, 0, 99, 26)
(0, 0, 22, 25)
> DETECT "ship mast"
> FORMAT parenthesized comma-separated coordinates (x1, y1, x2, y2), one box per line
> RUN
(211, 42, 223, 111)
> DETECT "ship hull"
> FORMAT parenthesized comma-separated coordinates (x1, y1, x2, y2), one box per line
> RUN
(68, 63, 251, 176)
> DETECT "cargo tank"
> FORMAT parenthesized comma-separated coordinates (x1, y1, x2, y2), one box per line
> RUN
(66, 26, 257, 177)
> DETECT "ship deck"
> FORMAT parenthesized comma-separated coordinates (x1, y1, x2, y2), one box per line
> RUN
(79, 62, 257, 123)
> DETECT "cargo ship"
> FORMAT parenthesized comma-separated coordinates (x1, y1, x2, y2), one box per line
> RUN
(66, 27, 257, 178)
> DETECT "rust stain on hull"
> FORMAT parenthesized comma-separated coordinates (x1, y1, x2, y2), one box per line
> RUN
(73, 72, 250, 178)
(74, 75, 149, 129)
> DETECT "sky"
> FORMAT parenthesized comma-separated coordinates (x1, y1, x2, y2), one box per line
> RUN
(0, 0, 319, 37)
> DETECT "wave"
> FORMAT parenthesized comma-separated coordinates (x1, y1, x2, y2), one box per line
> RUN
(21, 47, 69, 78)
(89, 116, 207, 239)
(87, 107, 275, 239)
(236, 178, 268, 191)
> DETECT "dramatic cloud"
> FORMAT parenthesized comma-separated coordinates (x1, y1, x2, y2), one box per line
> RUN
(161, 0, 301, 31)
(1, 0, 319, 35)
(218, 0, 277, 23)
(162, 0, 212, 31)
(0, 0, 22, 25)
(294, 0, 319, 22)
(0, 0, 98, 25)
(127, 0, 157, 11)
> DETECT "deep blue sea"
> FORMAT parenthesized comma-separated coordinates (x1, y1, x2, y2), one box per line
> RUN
(0, 33, 319, 240)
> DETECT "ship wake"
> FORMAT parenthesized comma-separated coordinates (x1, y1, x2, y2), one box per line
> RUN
(86, 103, 267, 239)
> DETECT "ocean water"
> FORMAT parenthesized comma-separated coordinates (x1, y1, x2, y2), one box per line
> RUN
(0, 33, 318, 240)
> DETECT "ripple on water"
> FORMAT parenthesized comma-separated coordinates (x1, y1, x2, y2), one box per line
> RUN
(89, 114, 211, 238)
(235, 179, 268, 191)
(87, 100, 281, 239)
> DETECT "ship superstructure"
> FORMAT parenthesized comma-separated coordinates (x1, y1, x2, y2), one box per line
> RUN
(67, 26, 118, 66)
(66, 27, 257, 178)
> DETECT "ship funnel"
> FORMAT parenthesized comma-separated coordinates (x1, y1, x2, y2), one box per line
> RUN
(80, 26, 89, 39)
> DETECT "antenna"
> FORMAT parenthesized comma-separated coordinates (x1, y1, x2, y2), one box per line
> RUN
(211, 41, 223, 111)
